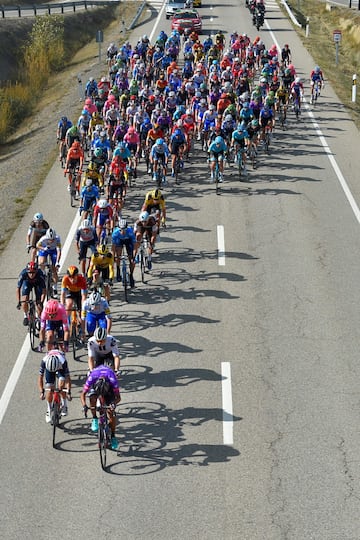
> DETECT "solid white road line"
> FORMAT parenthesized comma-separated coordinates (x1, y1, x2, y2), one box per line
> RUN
(221, 362, 234, 445)
(217, 225, 226, 266)
(0, 212, 82, 424)
(149, 0, 166, 42)
(266, 21, 360, 225)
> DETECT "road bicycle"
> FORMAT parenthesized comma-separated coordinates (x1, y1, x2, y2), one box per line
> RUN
(48, 381, 68, 448)
(235, 147, 248, 180)
(58, 140, 67, 168)
(41, 262, 56, 300)
(20, 293, 39, 350)
(65, 164, 81, 207)
(311, 80, 321, 105)
(173, 153, 183, 184)
(214, 158, 221, 195)
(154, 166, 166, 188)
(86, 398, 114, 470)
(263, 125, 272, 154)
(278, 103, 287, 129)
(139, 234, 151, 283)
(116, 253, 130, 302)
(292, 95, 301, 121)
(247, 140, 257, 169)
(69, 305, 83, 361)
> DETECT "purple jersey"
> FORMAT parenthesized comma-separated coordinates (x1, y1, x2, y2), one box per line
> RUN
(83, 365, 120, 395)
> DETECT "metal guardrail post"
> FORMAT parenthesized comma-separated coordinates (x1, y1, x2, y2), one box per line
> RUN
(73, 2, 76, 11)
(47, 4, 51, 13)
(1, 5, 5, 17)
(17, 4, 21, 16)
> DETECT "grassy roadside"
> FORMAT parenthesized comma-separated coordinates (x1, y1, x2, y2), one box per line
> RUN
(284, 0, 360, 128)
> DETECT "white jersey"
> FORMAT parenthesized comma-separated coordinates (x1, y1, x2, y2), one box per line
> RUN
(87, 335, 119, 358)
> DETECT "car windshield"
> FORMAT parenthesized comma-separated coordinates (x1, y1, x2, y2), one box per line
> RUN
(175, 11, 196, 18)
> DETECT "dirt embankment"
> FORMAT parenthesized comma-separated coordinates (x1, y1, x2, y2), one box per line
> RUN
(0, 3, 142, 250)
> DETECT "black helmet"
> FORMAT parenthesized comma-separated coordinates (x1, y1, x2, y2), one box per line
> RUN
(94, 377, 110, 396)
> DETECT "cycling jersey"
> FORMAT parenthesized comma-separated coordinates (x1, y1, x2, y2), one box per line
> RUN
(82, 297, 111, 318)
(61, 275, 88, 294)
(40, 302, 69, 331)
(82, 365, 120, 399)
(112, 226, 136, 247)
(87, 335, 120, 361)
(87, 253, 114, 280)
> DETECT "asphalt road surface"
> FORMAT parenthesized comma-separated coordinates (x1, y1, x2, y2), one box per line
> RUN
(1, 1, 360, 539)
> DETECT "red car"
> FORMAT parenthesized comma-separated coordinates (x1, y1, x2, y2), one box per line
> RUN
(171, 9, 202, 34)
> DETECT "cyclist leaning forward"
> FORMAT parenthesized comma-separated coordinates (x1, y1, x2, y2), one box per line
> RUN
(111, 219, 136, 288)
(60, 265, 88, 338)
(80, 365, 121, 450)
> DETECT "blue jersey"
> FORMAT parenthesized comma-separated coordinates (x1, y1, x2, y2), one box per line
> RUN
(150, 143, 170, 158)
(112, 226, 136, 247)
(113, 146, 131, 159)
(208, 139, 227, 154)
(81, 185, 99, 200)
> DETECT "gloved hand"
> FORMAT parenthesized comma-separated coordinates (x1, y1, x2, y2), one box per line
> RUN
(16, 302, 21, 310)
(82, 405, 89, 416)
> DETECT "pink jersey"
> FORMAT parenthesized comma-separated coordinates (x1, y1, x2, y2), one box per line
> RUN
(124, 132, 140, 145)
(40, 302, 69, 331)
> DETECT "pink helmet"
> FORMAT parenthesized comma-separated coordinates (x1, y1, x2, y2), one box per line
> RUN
(45, 299, 59, 316)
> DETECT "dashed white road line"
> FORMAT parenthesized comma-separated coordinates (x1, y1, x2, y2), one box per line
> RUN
(221, 362, 234, 445)
(217, 225, 226, 266)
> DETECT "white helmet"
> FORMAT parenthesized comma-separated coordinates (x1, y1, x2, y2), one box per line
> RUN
(89, 291, 101, 306)
(98, 199, 108, 209)
(44, 351, 62, 372)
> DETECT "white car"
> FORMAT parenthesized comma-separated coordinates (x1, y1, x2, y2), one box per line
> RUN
(166, 0, 187, 19)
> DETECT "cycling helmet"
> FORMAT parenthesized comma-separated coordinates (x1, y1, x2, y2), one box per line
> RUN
(27, 261, 38, 272)
(46, 228, 56, 240)
(94, 148, 103, 158)
(119, 219, 128, 229)
(89, 291, 102, 305)
(81, 219, 91, 229)
(45, 299, 59, 316)
(215, 136, 223, 144)
(225, 114, 233, 122)
(45, 351, 62, 373)
(153, 188, 161, 199)
(99, 131, 107, 138)
(251, 119, 259, 127)
(315, 66, 320, 73)
(72, 141, 81, 148)
(174, 128, 182, 137)
(94, 327, 107, 341)
(98, 199, 108, 209)
(209, 104, 215, 111)
(67, 265, 79, 277)
(94, 376, 111, 397)
(139, 211, 149, 222)
(85, 179, 93, 187)
(242, 102, 249, 109)
(155, 138, 164, 146)
(295, 77, 301, 84)
(61, 116, 67, 123)
(97, 244, 108, 255)
(33, 212, 43, 221)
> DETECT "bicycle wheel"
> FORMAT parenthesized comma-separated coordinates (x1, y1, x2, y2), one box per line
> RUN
(98, 423, 107, 470)
(238, 152, 243, 179)
(45, 269, 52, 300)
(140, 249, 146, 283)
(215, 164, 220, 195)
(51, 401, 60, 448)
(122, 260, 128, 302)
(71, 321, 77, 361)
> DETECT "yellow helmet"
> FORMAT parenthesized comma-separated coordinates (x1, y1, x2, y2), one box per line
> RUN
(97, 244, 108, 255)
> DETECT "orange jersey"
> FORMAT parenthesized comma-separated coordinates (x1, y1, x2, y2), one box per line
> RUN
(61, 274, 88, 293)
(67, 147, 84, 160)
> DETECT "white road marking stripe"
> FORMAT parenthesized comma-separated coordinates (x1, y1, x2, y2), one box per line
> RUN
(217, 225, 225, 266)
(265, 22, 360, 225)
(221, 362, 234, 445)
(149, 1, 166, 42)
(0, 212, 81, 424)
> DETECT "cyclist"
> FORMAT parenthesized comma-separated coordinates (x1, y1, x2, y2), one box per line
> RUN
(310, 66, 324, 103)
(65, 141, 84, 192)
(169, 128, 186, 178)
(231, 123, 249, 172)
(87, 244, 114, 303)
(75, 219, 98, 275)
(60, 266, 88, 336)
(290, 76, 304, 112)
(85, 76, 98, 98)
(275, 83, 289, 123)
(36, 228, 61, 297)
(26, 212, 49, 262)
(80, 366, 121, 450)
(259, 104, 275, 140)
(65, 124, 81, 150)
(208, 135, 228, 183)
(134, 211, 158, 269)
(123, 126, 140, 178)
(56, 116, 72, 163)
(150, 138, 169, 184)
(38, 349, 72, 422)
(87, 327, 121, 373)
(80, 178, 99, 219)
(81, 290, 112, 337)
(16, 261, 46, 325)
(111, 219, 136, 288)
(93, 198, 114, 242)
(141, 188, 166, 230)
(83, 161, 103, 190)
(38, 299, 70, 353)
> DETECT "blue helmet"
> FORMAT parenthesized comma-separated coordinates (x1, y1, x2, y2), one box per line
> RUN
(215, 136, 223, 144)
(156, 138, 164, 146)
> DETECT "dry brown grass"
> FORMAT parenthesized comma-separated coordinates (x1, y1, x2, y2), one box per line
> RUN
(286, 0, 360, 127)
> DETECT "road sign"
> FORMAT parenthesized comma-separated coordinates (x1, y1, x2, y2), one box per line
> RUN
(333, 29, 342, 43)
(96, 30, 103, 43)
